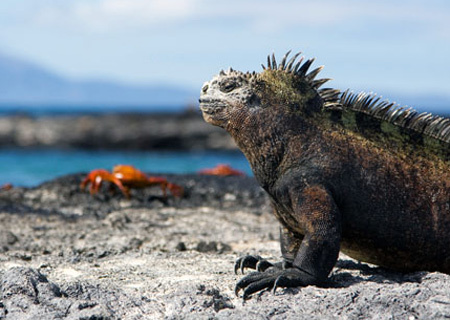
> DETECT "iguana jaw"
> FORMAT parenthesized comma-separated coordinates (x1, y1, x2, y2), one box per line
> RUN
(198, 96, 229, 127)
(198, 98, 225, 114)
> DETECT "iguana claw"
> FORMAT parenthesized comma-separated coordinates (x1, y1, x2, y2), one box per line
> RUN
(234, 255, 274, 274)
(235, 267, 312, 299)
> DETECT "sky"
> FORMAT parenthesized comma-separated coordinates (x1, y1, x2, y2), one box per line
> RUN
(0, 0, 449, 98)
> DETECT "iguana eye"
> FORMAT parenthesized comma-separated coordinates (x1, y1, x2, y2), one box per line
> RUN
(220, 81, 238, 93)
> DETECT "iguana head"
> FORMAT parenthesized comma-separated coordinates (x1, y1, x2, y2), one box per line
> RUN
(198, 69, 260, 128)
(199, 51, 341, 129)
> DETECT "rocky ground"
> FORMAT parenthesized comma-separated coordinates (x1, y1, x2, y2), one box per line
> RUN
(1, 173, 450, 319)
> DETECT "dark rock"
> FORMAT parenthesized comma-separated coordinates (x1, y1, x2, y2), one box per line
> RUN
(176, 242, 187, 251)
(198, 286, 234, 312)
(4, 232, 18, 246)
(0, 173, 269, 218)
(0, 267, 111, 320)
(0, 232, 18, 252)
(0, 112, 237, 151)
(195, 241, 231, 254)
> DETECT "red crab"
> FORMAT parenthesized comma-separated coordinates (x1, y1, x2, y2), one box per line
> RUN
(80, 164, 183, 198)
(0, 183, 12, 191)
(198, 164, 245, 176)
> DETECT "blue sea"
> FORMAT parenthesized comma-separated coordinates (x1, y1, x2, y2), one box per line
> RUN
(0, 149, 252, 187)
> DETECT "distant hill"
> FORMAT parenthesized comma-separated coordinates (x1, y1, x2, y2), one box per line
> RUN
(0, 53, 197, 111)
(0, 53, 448, 115)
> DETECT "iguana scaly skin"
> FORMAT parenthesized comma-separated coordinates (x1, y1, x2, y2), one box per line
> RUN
(199, 51, 450, 299)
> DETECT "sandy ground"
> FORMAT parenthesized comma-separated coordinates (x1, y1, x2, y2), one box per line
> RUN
(1, 174, 450, 319)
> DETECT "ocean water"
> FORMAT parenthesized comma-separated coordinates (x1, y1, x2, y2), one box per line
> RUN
(0, 149, 252, 187)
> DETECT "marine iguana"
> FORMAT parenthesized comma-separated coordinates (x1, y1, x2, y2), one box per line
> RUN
(199, 51, 450, 299)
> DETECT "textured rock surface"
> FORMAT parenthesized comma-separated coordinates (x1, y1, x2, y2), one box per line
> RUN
(1, 174, 450, 319)
(0, 112, 236, 150)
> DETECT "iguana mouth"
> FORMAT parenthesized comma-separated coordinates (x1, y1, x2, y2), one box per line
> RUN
(199, 98, 225, 114)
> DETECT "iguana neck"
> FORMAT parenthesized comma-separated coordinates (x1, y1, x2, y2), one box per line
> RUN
(226, 108, 314, 189)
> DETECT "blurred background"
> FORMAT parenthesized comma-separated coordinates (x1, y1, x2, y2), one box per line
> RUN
(0, 0, 449, 186)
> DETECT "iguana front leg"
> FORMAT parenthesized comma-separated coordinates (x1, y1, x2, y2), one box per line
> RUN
(235, 185, 341, 299)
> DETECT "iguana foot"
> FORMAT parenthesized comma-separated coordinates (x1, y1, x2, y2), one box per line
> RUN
(235, 267, 314, 300)
(234, 255, 292, 274)
(234, 255, 277, 274)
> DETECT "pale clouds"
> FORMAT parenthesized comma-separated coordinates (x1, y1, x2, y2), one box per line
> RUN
(200, 1, 450, 38)
(32, 0, 199, 31)
(28, 0, 450, 37)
